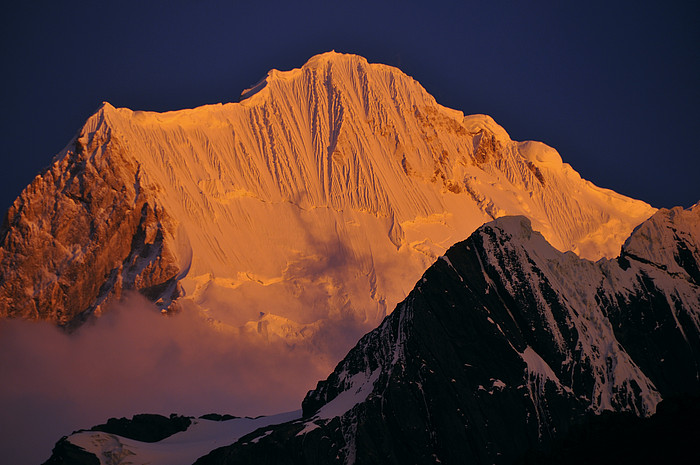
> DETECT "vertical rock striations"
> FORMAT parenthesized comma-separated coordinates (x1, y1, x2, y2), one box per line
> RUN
(0, 51, 655, 343)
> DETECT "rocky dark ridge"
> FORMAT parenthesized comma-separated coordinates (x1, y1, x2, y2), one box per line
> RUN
(43, 438, 100, 465)
(88, 413, 192, 443)
(42, 414, 192, 465)
(193, 204, 699, 465)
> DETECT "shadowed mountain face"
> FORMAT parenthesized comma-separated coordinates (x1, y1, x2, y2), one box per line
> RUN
(190, 204, 699, 465)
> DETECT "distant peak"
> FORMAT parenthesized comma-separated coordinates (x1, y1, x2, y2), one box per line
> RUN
(80, 101, 118, 132)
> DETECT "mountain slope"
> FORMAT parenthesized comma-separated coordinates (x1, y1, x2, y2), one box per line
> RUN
(44, 411, 301, 465)
(193, 203, 700, 465)
(0, 52, 654, 344)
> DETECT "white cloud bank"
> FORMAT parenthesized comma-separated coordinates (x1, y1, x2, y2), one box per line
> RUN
(0, 293, 356, 464)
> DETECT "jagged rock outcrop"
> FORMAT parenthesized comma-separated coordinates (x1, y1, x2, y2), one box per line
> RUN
(43, 438, 100, 465)
(0, 128, 182, 328)
(88, 414, 192, 443)
(193, 203, 700, 465)
(0, 52, 654, 336)
(45, 411, 302, 465)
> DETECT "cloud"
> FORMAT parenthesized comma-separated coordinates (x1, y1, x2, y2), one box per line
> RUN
(0, 293, 342, 465)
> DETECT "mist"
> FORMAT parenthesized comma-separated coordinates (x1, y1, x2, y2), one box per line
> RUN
(0, 293, 348, 465)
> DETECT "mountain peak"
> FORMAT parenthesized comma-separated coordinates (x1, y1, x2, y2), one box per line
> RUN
(488, 215, 534, 240)
(2, 52, 656, 345)
(621, 203, 700, 282)
(302, 50, 368, 68)
(98, 101, 115, 111)
(240, 51, 424, 106)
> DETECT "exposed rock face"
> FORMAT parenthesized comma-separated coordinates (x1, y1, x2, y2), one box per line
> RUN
(0, 124, 181, 328)
(88, 414, 192, 443)
(194, 204, 700, 465)
(45, 411, 302, 465)
(0, 52, 654, 336)
(43, 438, 100, 465)
(42, 414, 192, 465)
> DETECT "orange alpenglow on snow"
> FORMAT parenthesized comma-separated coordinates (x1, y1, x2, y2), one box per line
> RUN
(1, 51, 655, 343)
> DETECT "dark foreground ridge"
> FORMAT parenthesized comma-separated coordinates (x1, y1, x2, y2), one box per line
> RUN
(43, 413, 191, 465)
(196, 205, 700, 465)
(46, 204, 700, 464)
(89, 413, 192, 443)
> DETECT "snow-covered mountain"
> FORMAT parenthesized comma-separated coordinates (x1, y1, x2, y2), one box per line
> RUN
(0, 52, 654, 353)
(45, 204, 700, 464)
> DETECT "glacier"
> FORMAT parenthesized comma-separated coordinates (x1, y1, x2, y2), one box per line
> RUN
(0, 52, 654, 347)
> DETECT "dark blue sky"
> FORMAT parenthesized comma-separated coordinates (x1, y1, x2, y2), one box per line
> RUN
(1, 1, 698, 213)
